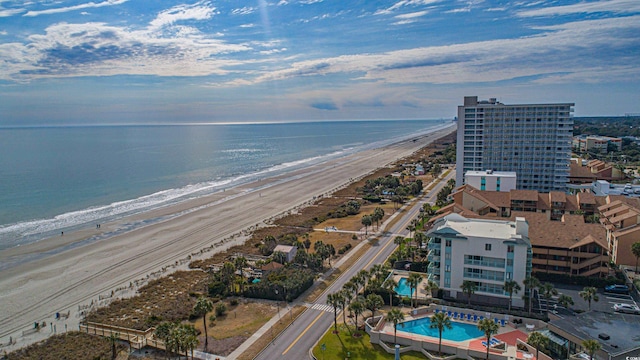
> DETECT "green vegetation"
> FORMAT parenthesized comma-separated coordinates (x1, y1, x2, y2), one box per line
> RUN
(573, 116, 640, 165)
(7, 332, 126, 360)
(312, 325, 429, 360)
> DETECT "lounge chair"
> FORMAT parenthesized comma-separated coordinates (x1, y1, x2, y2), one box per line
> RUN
(494, 318, 500, 325)
(447, 311, 453, 317)
(453, 312, 458, 318)
(500, 319, 506, 327)
(466, 313, 472, 321)
(490, 338, 501, 345)
(435, 309, 440, 314)
(482, 341, 489, 348)
(473, 314, 478, 322)
(479, 316, 484, 321)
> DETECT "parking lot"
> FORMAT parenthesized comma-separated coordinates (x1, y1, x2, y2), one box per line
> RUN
(537, 283, 638, 315)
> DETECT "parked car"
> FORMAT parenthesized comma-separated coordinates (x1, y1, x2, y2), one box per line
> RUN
(605, 284, 630, 294)
(613, 303, 640, 314)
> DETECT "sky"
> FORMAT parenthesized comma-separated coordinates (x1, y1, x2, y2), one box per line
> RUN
(0, 0, 638, 125)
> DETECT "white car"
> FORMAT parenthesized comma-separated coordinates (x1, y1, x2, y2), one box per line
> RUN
(613, 303, 640, 314)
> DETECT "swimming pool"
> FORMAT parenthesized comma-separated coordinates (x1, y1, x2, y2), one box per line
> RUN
(399, 317, 484, 341)
(395, 277, 413, 297)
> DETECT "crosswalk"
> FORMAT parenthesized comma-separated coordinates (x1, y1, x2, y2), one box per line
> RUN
(310, 303, 335, 313)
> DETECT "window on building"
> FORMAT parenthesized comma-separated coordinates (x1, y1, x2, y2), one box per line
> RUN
(485, 244, 492, 251)
(446, 240, 452, 247)
(445, 265, 451, 272)
(507, 245, 514, 253)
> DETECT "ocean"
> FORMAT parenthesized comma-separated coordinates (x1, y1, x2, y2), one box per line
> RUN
(0, 120, 450, 251)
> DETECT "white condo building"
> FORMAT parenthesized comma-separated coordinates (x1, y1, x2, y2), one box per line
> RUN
(426, 213, 532, 308)
(465, 170, 517, 192)
(456, 96, 574, 192)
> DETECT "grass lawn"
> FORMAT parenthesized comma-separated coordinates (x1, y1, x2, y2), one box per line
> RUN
(312, 325, 427, 360)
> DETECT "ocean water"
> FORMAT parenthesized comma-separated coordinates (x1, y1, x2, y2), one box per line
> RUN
(0, 120, 449, 250)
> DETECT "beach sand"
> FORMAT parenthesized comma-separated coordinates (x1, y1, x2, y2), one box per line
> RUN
(0, 124, 455, 350)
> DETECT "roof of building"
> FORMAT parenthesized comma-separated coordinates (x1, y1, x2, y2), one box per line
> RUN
(510, 211, 606, 249)
(612, 223, 640, 237)
(510, 190, 539, 201)
(549, 311, 640, 356)
(569, 163, 597, 180)
(549, 191, 566, 203)
(430, 213, 526, 241)
(261, 261, 284, 271)
(273, 244, 297, 253)
(576, 192, 596, 205)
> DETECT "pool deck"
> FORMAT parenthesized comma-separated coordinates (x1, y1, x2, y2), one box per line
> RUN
(392, 274, 430, 299)
(376, 306, 541, 360)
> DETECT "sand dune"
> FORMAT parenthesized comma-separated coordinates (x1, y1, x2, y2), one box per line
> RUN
(0, 124, 455, 350)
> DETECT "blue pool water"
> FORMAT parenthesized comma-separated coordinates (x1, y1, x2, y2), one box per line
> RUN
(399, 317, 484, 341)
(395, 277, 413, 297)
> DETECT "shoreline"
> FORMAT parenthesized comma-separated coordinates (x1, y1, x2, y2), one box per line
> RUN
(0, 124, 455, 351)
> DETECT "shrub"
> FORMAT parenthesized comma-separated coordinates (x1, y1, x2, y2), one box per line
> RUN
(215, 302, 228, 316)
(229, 298, 239, 306)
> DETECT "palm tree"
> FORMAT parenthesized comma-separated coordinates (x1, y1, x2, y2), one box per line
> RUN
(349, 298, 365, 332)
(523, 276, 541, 315)
(374, 207, 385, 230)
(386, 308, 405, 344)
(361, 214, 372, 235)
(579, 286, 599, 311)
(478, 318, 500, 360)
(407, 272, 423, 308)
(365, 293, 384, 322)
(527, 331, 549, 360)
(326, 292, 342, 333)
(632, 241, 640, 273)
(429, 312, 452, 355)
(461, 280, 477, 305)
(338, 289, 350, 331)
(424, 280, 439, 298)
(382, 277, 398, 307)
(582, 339, 602, 360)
(558, 294, 574, 310)
(356, 269, 371, 293)
(193, 297, 214, 352)
(394, 236, 406, 257)
(234, 256, 248, 294)
(539, 282, 557, 316)
(221, 261, 236, 294)
(503, 280, 522, 311)
(155, 322, 174, 359)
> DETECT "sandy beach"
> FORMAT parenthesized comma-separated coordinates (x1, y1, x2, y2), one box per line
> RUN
(0, 124, 455, 350)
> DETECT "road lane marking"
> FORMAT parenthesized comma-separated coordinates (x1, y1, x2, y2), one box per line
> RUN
(282, 311, 324, 355)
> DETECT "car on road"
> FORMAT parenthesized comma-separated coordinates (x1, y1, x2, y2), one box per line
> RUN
(604, 284, 630, 294)
(613, 303, 640, 314)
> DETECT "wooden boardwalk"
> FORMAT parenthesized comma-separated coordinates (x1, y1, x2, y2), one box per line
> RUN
(79, 322, 165, 350)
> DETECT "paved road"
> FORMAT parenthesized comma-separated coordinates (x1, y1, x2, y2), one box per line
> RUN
(254, 170, 455, 360)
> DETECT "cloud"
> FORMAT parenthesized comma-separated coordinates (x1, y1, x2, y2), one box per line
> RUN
(310, 101, 338, 110)
(24, 0, 128, 17)
(0, 8, 23, 17)
(241, 15, 640, 86)
(395, 10, 428, 19)
(517, 0, 640, 17)
(149, 1, 217, 30)
(239, 23, 256, 28)
(0, 30, 7, 35)
(0, 19, 253, 81)
(231, 7, 256, 15)
(375, 0, 441, 15)
(300, 0, 324, 4)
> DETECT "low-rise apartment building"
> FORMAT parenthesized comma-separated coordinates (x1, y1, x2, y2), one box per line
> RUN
(599, 198, 640, 267)
(572, 135, 622, 152)
(426, 213, 532, 308)
(433, 185, 609, 277)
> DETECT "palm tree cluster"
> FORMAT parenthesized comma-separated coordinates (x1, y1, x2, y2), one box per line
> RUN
(361, 207, 385, 235)
(155, 322, 199, 359)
